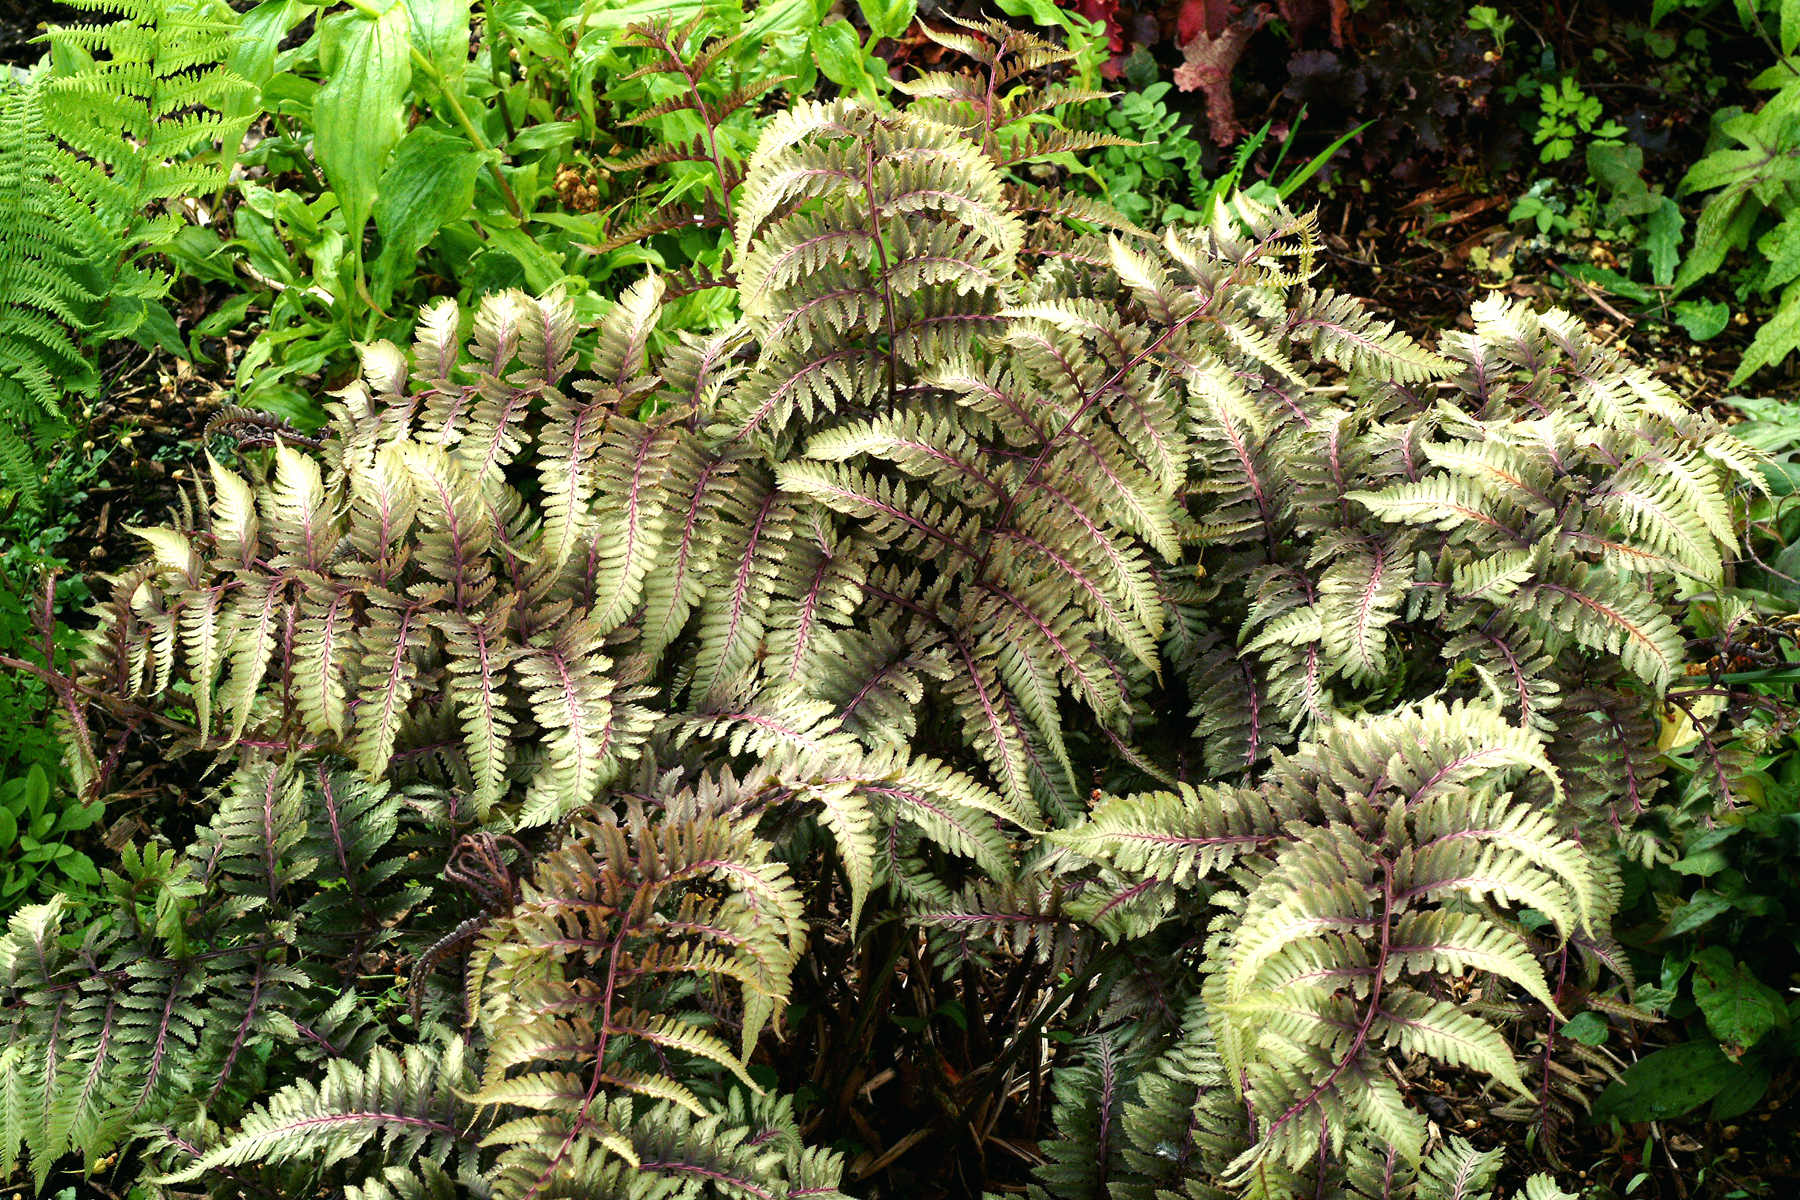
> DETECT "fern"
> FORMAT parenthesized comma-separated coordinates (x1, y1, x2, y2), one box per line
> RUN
(0, 766, 431, 1191)
(0, 0, 249, 507)
(0, 82, 92, 509)
(35, 20, 1744, 1198)
(158, 1039, 481, 1183)
(1053, 702, 1601, 1175)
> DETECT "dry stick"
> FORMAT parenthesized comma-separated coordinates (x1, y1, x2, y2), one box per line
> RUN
(1551, 262, 1634, 326)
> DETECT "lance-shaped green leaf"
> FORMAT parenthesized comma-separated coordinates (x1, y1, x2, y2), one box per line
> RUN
(314, 0, 410, 268)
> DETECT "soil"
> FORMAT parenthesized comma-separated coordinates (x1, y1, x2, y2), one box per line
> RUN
(0, 0, 76, 65)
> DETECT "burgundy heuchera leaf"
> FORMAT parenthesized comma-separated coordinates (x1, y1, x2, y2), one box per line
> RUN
(1173, 5, 1270, 145)
(1072, 0, 1124, 53)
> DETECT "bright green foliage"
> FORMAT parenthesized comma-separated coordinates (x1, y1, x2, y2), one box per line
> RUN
(1531, 76, 1623, 163)
(1087, 82, 1209, 227)
(41, 0, 249, 262)
(1647, 0, 1800, 381)
(208, 2, 827, 423)
(1673, 82, 1800, 383)
(0, 0, 249, 507)
(0, 83, 92, 510)
(29, 17, 1742, 1198)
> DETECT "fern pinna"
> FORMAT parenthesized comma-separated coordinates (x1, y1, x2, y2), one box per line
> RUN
(25, 16, 1758, 1199)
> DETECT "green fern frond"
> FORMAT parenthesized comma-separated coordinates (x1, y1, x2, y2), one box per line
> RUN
(159, 1038, 479, 1182)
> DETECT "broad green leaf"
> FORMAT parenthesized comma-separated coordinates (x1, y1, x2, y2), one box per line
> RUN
(1589, 1039, 1743, 1122)
(120, 297, 187, 358)
(1682, 148, 1767, 198)
(1672, 190, 1752, 294)
(58, 852, 99, 889)
(1691, 946, 1787, 1050)
(1647, 196, 1684, 285)
(811, 21, 873, 94)
(1761, 217, 1800, 291)
(1587, 142, 1661, 220)
(1733, 282, 1800, 383)
(1560, 263, 1653, 305)
(54, 798, 103, 835)
(507, 122, 579, 154)
(403, 0, 471, 84)
(194, 293, 257, 341)
(1558, 1011, 1610, 1046)
(261, 71, 321, 115)
(371, 126, 483, 306)
(481, 225, 572, 293)
(1658, 888, 1733, 937)
(226, 0, 307, 130)
(858, 0, 916, 40)
(1672, 299, 1729, 341)
(314, 0, 412, 263)
(1712, 1062, 1772, 1120)
(23, 765, 47, 815)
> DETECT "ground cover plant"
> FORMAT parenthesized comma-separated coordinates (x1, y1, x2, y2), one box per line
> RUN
(1467, 0, 1800, 393)
(6, 2, 1800, 1199)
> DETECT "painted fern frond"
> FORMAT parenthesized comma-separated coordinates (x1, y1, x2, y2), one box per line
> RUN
(158, 1039, 480, 1183)
(1285, 286, 1454, 384)
(1053, 702, 1603, 1178)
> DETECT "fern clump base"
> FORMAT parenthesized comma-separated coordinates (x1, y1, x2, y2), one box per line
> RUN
(7, 19, 1760, 1199)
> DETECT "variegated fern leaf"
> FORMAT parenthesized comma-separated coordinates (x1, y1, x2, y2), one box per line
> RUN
(1027, 996, 1575, 1200)
(1052, 702, 1610, 1180)
(1181, 288, 1758, 832)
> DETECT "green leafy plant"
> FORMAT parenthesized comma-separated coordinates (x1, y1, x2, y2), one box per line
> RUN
(0, 0, 248, 508)
(1088, 81, 1210, 227)
(1466, 4, 1515, 46)
(9, 16, 1756, 1198)
(189, 0, 825, 425)
(1574, 393, 1800, 1130)
(0, 570, 99, 903)
(1082, 94, 1367, 231)
(1585, 139, 1686, 286)
(0, 442, 103, 905)
(1671, 81, 1800, 383)
(1532, 76, 1625, 164)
